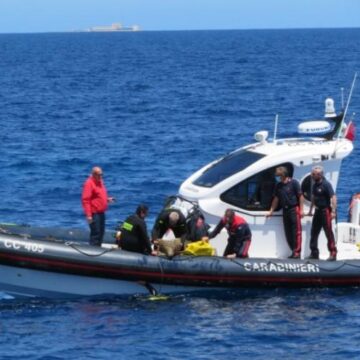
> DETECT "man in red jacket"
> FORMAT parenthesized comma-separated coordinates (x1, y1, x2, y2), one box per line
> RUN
(82, 166, 114, 246)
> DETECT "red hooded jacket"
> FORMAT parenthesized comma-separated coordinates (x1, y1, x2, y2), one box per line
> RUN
(82, 175, 108, 217)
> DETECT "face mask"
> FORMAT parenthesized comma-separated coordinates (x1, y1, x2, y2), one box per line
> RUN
(275, 176, 281, 182)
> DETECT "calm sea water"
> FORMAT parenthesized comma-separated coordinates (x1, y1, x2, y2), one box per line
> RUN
(0, 29, 360, 359)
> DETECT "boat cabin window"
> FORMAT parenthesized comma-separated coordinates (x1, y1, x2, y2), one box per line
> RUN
(220, 163, 294, 211)
(193, 150, 265, 188)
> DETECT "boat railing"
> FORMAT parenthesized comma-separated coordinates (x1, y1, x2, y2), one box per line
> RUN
(350, 198, 360, 225)
(336, 199, 360, 244)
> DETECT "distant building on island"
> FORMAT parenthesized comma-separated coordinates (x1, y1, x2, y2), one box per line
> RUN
(86, 23, 140, 32)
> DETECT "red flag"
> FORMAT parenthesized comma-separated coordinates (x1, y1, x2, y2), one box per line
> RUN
(345, 121, 356, 141)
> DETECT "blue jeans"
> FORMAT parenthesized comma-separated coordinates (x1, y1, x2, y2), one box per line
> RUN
(89, 212, 105, 246)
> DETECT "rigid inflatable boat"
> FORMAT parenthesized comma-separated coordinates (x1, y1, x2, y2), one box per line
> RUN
(1, 222, 360, 299)
(1, 78, 360, 299)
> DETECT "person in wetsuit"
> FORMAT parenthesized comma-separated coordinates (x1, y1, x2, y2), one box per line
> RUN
(307, 166, 337, 261)
(117, 204, 155, 255)
(209, 209, 251, 258)
(267, 166, 304, 259)
(186, 213, 210, 242)
(151, 209, 187, 241)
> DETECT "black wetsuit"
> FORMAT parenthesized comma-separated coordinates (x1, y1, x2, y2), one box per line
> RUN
(187, 215, 210, 242)
(119, 214, 152, 254)
(310, 179, 337, 258)
(151, 209, 187, 240)
(274, 178, 302, 257)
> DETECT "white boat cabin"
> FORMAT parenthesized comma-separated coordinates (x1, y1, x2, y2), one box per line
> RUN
(178, 98, 359, 260)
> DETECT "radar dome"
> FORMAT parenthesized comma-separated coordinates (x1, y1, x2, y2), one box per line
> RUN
(324, 98, 336, 118)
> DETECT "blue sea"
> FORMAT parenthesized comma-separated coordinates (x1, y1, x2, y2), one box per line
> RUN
(0, 29, 360, 359)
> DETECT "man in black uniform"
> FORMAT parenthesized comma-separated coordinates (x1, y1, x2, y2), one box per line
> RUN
(151, 209, 187, 241)
(267, 166, 304, 259)
(116, 204, 155, 255)
(308, 166, 337, 261)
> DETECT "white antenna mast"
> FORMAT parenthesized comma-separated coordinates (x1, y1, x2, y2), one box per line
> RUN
(332, 73, 358, 158)
(337, 72, 357, 140)
(273, 114, 279, 142)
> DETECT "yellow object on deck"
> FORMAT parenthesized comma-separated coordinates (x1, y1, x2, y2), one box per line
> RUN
(182, 239, 215, 256)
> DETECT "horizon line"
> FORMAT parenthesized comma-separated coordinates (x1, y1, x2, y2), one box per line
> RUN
(0, 26, 359, 35)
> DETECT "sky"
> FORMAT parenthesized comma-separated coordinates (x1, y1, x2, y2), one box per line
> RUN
(0, 0, 359, 33)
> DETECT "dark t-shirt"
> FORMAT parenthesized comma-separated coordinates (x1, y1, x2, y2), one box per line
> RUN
(274, 178, 302, 209)
(312, 178, 335, 208)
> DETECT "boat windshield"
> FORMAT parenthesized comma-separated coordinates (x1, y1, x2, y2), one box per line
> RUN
(193, 149, 265, 187)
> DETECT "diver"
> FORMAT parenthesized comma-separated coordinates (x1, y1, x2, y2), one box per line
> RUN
(151, 208, 188, 257)
(186, 213, 210, 242)
(151, 208, 187, 241)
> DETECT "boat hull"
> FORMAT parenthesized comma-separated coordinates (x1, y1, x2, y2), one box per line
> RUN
(1, 231, 360, 298)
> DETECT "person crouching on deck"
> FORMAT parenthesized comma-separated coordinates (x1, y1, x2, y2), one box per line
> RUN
(209, 209, 251, 259)
(116, 204, 157, 256)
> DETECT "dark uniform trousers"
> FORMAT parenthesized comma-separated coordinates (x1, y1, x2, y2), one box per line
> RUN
(89, 212, 105, 246)
(283, 206, 302, 256)
(224, 224, 252, 258)
(310, 207, 337, 257)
